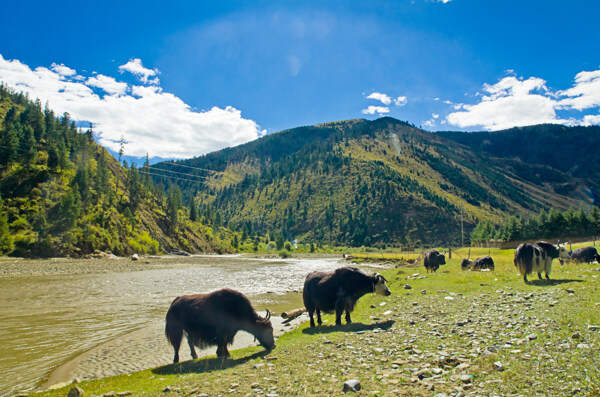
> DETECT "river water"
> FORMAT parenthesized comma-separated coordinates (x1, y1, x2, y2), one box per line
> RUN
(0, 255, 356, 396)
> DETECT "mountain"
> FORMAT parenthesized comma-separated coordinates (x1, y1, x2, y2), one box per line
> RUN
(0, 84, 233, 257)
(152, 117, 598, 247)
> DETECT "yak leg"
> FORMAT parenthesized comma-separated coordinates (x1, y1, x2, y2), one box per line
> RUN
(216, 334, 231, 358)
(316, 309, 323, 326)
(523, 274, 529, 284)
(170, 332, 182, 364)
(538, 272, 543, 280)
(308, 308, 316, 327)
(345, 306, 352, 325)
(187, 335, 198, 359)
(335, 295, 346, 326)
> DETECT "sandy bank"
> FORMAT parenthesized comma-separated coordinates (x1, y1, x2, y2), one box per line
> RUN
(44, 312, 308, 390)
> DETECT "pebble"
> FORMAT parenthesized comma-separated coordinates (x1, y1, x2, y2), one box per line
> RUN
(493, 361, 505, 371)
(343, 379, 361, 392)
(68, 387, 84, 397)
(103, 392, 116, 397)
(404, 284, 412, 290)
(117, 393, 132, 397)
(460, 375, 472, 384)
(577, 343, 591, 349)
(526, 333, 538, 341)
(588, 325, 600, 331)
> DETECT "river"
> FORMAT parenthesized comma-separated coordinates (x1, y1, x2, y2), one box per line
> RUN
(0, 255, 361, 397)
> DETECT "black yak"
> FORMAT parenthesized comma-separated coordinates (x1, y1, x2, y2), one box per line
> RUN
(424, 250, 446, 273)
(303, 267, 391, 327)
(571, 246, 600, 264)
(165, 288, 275, 363)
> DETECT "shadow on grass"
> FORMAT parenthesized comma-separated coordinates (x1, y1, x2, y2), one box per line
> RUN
(527, 278, 584, 287)
(301, 320, 395, 335)
(152, 350, 269, 375)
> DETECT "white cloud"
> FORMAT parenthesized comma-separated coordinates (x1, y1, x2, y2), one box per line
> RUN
(118, 58, 160, 85)
(557, 69, 600, 111)
(367, 92, 392, 105)
(362, 105, 390, 115)
(87, 74, 128, 96)
(446, 69, 600, 130)
(436, 0, 452, 3)
(446, 76, 566, 130)
(51, 63, 76, 76)
(394, 96, 407, 106)
(581, 113, 600, 126)
(0, 54, 264, 159)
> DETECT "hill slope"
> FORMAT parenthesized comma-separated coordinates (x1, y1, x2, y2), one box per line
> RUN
(0, 84, 233, 257)
(152, 117, 596, 247)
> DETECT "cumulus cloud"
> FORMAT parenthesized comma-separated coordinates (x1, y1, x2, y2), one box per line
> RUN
(445, 69, 600, 130)
(557, 69, 600, 111)
(394, 96, 407, 106)
(87, 74, 128, 96)
(366, 92, 392, 105)
(446, 75, 566, 130)
(118, 58, 160, 85)
(51, 63, 76, 76)
(362, 105, 390, 115)
(0, 54, 264, 159)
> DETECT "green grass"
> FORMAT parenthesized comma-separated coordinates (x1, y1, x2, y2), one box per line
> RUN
(35, 244, 600, 396)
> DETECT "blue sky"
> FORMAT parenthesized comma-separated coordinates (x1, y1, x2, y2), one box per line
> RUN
(0, 0, 599, 160)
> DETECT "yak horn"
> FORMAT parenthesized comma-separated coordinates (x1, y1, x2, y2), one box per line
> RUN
(263, 308, 271, 322)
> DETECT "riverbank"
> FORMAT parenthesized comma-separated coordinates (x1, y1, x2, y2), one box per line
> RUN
(0, 253, 342, 278)
(29, 246, 600, 397)
(1, 254, 354, 397)
(43, 311, 309, 392)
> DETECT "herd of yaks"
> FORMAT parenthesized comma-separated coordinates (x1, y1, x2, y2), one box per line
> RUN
(164, 241, 600, 363)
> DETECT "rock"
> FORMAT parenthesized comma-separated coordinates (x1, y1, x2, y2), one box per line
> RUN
(404, 284, 412, 290)
(253, 363, 265, 369)
(421, 289, 427, 294)
(526, 333, 538, 341)
(68, 387, 84, 397)
(588, 325, 600, 331)
(455, 363, 470, 371)
(577, 343, 591, 349)
(162, 386, 172, 393)
(103, 392, 116, 397)
(571, 332, 582, 340)
(343, 379, 361, 392)
(444, 296, 454, 300)
(72, 378, 81, 384)
(460, 374, 473, 384)
(131, 254, 139, 261)
(493, 361, 505, 371)
(117, 393, 132, 397)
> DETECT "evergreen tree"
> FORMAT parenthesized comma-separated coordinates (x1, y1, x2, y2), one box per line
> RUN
(189, 199, 197, 221)
(0, 196, 13, 254)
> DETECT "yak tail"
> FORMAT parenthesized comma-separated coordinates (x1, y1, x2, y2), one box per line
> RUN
(165, 308, 183, 348)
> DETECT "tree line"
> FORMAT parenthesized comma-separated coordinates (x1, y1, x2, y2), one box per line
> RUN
(471, 206, 600, 243)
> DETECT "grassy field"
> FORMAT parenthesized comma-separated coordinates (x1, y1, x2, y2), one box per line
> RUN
(35, 243, 600, 397)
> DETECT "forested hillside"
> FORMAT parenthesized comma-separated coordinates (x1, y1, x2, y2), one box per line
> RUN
(151, 118, 595, 247)
(0, 84, 233, 257)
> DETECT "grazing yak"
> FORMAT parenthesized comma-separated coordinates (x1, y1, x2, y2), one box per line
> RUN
(303, 267, 391, 327)
(461, 256, 494, 271)
(571, 246, 600, 264)
(514, 241, 571, 283)
(424, 249, 446, 273)
(474, 256, 495, 271)
(460, 258, 474, 271)
(165, 288, 275, 363)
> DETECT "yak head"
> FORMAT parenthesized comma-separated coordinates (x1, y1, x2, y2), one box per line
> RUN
(557, 243, 571, 260)
(254, 309, 275, 351)
(373, 273, 392, 296)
